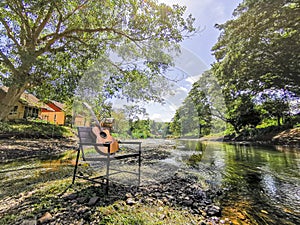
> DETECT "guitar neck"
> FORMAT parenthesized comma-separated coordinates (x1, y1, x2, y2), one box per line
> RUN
(83, 102, 103, 130)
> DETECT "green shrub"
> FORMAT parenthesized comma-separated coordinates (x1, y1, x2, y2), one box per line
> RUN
(256, 118, 278, 129)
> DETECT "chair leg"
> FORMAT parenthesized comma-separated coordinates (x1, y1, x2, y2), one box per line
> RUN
(138, 144, 141, 186)
(72, 147, 81, 184)
(105, 147, 111, 195)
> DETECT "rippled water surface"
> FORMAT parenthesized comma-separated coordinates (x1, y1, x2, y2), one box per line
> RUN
(174, 140, 300, 225)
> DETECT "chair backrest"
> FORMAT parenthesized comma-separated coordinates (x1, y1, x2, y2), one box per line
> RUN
(77, 126, 95, 144)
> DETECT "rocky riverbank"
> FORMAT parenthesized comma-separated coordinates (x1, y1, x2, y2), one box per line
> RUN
(221, 127, 300, 149)
(0, 138, 232, 225)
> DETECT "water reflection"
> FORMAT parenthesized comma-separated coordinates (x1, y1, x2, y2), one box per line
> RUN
(161, 140, 207, 167)
(175, 140, 300, 224)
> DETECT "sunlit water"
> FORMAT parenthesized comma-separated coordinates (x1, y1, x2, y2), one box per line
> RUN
(169, 140, 300, 225)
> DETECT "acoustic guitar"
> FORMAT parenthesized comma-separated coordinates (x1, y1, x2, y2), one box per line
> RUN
(91, 125, 119, 154)
(82, 102, 119, 154)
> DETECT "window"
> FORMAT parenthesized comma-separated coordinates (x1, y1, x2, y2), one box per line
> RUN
(9, 106, 18, 115)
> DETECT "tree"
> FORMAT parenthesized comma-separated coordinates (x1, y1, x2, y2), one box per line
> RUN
(212, 0, 300, 98)
(0, 0, 195, 121)
(111, 109, 129, 136)
(122, 104, 148, 137)
(188, 80, 212, 137)
(179, 99, 199, 136)
(132, 119, 151, 138)
(226, 94, 261, 132)
(170, 111, 181, 137)
(258, 90, 290, 126)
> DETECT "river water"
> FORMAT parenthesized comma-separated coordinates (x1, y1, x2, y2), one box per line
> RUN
(170, 140, 300, 225)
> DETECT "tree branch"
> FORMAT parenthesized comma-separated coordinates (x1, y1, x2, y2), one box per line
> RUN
(60, 0, 90, 23)
(0, 50, 17, 74)
(33, 6, 54, 41)
(0, 18, 21, 49)
(15, 0, 31, 35)
(9, 0, 31, 36)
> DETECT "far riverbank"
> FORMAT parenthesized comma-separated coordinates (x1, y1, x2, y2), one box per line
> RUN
(199, 127, 300, 149)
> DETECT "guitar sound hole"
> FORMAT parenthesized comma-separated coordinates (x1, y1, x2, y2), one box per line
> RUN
(100, 132, 107, 139)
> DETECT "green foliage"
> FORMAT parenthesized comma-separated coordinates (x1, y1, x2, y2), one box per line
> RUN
(212, 0, 300, 97)
(210, 0, 300, 134)
(149, 120, 169, 138)
(0, 0, 195, 121)
(170, 111, 181, 137)
(226, 94, 261, 132)
(0, 121, 12, 132)
(256, 118, 280, 129)
(170, 99, 202, 138)
(0, 121, 72, 138)
(131, 119, 151, 139)
(169, 69, 228, 137)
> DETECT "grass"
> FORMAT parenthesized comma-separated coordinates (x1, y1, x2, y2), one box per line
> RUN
(0, 149, 86, 224)
(0, 120, 73, 138)
(0, 153, 76, 199)
(97, 202, 201, 225)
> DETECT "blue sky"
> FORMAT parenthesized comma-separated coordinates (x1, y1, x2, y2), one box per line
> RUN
(158, 0, 242, 67)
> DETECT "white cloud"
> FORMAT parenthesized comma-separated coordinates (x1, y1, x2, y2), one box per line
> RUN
(186, 74, 201, 84)
(151, 113, 163, 120)
(177, 86, 188, 93)
(143, 101, 177, 122)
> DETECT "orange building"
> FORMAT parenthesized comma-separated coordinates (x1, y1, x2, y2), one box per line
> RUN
(0, 86, 51, 121)
(41, 100, 66, 125)
(0, 86, 66, 125)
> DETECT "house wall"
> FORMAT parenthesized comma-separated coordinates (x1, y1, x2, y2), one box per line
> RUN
(6, 102, 25, 120)
(40, 111, 65, 125)
(6, 103, 40, 120)
(74, 116, 90, 127)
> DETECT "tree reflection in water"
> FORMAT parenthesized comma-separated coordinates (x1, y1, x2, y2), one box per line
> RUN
(175, 140, 300, 225)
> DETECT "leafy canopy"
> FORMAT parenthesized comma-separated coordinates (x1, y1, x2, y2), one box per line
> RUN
(0, 0, 195, 120)
(212, 0, 300, 97)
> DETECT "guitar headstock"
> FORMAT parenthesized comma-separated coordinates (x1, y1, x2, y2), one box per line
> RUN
(82, 102, 92, 110)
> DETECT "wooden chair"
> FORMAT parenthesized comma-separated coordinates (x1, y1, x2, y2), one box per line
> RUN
(72, 125, 142, 194)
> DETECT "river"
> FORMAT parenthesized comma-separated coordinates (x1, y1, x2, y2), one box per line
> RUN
(168, 140, 300, 225)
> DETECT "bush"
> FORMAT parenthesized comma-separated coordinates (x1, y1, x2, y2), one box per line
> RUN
(0, 121, 12, 133)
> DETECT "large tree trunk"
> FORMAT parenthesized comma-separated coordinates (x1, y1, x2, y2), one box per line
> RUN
(0, 85, 27, 121)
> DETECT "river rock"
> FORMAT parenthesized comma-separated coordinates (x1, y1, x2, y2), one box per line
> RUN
(21, 219, 36, 225)
(126, 197, 137, 205)
(37, 212, 53, 224)
(88, 196, 100, 206)
(206, 205, 221, 217)
(65, 193, 78, 200)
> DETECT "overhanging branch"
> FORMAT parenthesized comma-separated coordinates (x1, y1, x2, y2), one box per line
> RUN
(0, 18, 21, 49)
(33, 6, 54, 41)
(0, 50, 17, 74)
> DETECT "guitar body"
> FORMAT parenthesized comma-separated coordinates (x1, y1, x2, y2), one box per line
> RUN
(92, 126, 119, 154)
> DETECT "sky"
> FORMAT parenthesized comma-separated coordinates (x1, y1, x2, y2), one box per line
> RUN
(158, 0, 242, 66)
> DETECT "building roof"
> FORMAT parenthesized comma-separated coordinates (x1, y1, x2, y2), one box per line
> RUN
(0, 86, 54, 111)
(50, 100, 65, 111)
